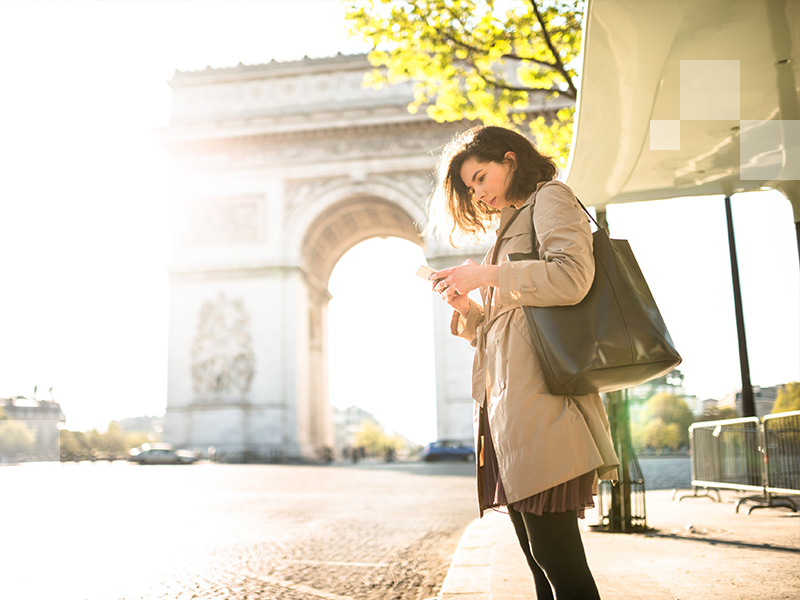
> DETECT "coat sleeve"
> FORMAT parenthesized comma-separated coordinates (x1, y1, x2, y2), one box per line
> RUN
(449, 298, 484, 346)
(497, 181, 594, 307)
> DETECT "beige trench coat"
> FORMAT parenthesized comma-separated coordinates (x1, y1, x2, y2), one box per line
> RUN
(451, 180, 619, 508)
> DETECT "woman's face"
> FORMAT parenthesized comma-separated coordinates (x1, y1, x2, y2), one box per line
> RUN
(459, 152, 517, 210)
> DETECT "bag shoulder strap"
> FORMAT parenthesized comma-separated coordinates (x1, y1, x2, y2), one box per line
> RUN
(507, 192, 602, 265)
(575, 197, 607, 233)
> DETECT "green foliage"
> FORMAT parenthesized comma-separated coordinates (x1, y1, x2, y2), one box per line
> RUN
(59, 421, 160, 461)
(343, 0, 585, 168)
(352, 421, 403, 456)
(648, 393, 695, 430)
(633, 393, 695, 452)
(0, 420, 35, 458)
(772, 382, 800, 414)
(636, 419, 682, 452)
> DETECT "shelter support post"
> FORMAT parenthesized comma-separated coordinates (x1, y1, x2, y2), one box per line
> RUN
(595, 207, 609, 232)
(608, 391, 631, 530)
(724, 195, 756, 418)
(767, 0, 800, 268)
(596, 390, 646, 532)
(776, 184, 800, 269)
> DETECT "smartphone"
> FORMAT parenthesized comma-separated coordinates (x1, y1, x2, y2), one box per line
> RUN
(415, 265, 437, 280)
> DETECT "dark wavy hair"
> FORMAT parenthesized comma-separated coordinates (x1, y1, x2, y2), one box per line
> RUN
(432, 125, 558, 241)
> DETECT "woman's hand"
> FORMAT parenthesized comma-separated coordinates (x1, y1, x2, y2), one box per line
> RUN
(431, 259, 499, 315)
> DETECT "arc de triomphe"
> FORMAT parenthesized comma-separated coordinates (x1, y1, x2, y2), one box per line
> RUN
(157, 54, 490, 460)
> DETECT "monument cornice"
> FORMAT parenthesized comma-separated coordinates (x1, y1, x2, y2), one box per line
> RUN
(156, 112, 465, 155)
(168, 263, 332, 298)
(169, 53, 372, 87)
(165, 402, 288, 411)
(168, 263, 307, 279)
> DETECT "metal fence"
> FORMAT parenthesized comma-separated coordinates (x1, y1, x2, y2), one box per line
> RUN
(763, 411, 800, 497)
(677, 412, 800, 514)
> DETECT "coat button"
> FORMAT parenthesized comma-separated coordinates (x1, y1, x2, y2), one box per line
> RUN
(499, 381, 506, 390)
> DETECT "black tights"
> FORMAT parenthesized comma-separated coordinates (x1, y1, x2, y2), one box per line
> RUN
(508, 507, 601, 600)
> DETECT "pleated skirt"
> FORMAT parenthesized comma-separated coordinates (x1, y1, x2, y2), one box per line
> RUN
(479, 408, 596, 518)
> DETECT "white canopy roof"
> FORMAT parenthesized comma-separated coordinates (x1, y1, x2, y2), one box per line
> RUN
(564, 0, 800, 219)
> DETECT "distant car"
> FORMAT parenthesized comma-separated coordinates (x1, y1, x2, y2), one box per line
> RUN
(129, 447, 197, 465)
(421, 440, 476, 462)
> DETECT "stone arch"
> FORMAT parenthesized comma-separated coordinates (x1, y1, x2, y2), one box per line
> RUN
(159, 54, 482, 461)
(301, 195, 424, 289)
(296, 192, 427, 460)
(284, 176, 431, 274)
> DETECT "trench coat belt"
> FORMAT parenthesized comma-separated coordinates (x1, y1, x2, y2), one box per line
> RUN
(472, 304, 519, 408)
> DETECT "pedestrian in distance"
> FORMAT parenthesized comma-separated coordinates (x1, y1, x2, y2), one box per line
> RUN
(428, 125, 620, 600)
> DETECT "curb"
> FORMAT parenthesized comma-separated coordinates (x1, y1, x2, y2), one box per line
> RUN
(438, 512, 503, 599)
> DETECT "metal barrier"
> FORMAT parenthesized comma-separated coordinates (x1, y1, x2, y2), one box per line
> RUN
(690, 417, 763, 492)
(676, 413, 800, 513)
(763, 410, 800, 503)
(595, 451, 647, 532)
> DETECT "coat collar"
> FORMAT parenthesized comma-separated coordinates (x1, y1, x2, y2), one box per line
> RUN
(495, 182, 545, 239)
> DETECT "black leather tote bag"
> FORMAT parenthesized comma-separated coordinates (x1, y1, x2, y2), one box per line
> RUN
(509, 199, 682, 395)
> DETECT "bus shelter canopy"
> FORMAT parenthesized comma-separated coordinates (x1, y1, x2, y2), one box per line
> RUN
(564, 0, 800, 219)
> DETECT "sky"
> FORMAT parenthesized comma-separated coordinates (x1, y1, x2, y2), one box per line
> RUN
(0, 1, 798, 446)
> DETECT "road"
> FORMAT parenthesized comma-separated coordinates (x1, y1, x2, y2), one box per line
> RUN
(0, 460, 478, 600)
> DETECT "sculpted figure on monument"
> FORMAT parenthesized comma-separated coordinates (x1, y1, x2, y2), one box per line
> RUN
(191, 294, 255, 396)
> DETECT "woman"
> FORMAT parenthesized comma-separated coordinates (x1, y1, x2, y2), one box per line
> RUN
(429, 125, 619, 600)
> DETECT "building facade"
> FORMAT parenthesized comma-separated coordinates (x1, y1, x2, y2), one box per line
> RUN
(0, 396, 65, 461)
(716, 385, 784, 419)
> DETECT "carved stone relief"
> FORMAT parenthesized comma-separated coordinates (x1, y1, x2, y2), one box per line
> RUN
(182, 197, 261, 245)
(191, 294, 255, 396)
(170, 58, 413, 124)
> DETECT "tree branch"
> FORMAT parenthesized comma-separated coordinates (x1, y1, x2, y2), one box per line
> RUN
(528, 0, 578, 99)
(441, 29, 554, 70)
(464, 56, 573, 99)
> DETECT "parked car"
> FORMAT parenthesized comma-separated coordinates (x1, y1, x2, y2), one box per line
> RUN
(420, 440, 475, 462)
(129, 446, 197, 465)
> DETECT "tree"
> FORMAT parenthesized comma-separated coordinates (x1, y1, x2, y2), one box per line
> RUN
(636, 419, 683, 453)
(102, 421, 129, 459)
(59, 421, 160, 461)
(344, 0, 585, 167)
(353, 421, 403, 456)
(772, 382, 800, 414)
(59, 430, 89, 461)
(648, 393, 695, 431)
(633, 393, 695, 452)
(0, 420, 35, 459)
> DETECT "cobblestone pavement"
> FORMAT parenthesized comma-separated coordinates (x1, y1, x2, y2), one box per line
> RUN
(1, 460, 477, 600)
(637, 456, 692, 490)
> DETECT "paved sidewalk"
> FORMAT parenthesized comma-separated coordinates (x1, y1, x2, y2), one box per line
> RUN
(439, 489, 800, 599)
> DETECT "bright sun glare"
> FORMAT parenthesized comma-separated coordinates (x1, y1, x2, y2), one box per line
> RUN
(0, 1, 797, 443)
